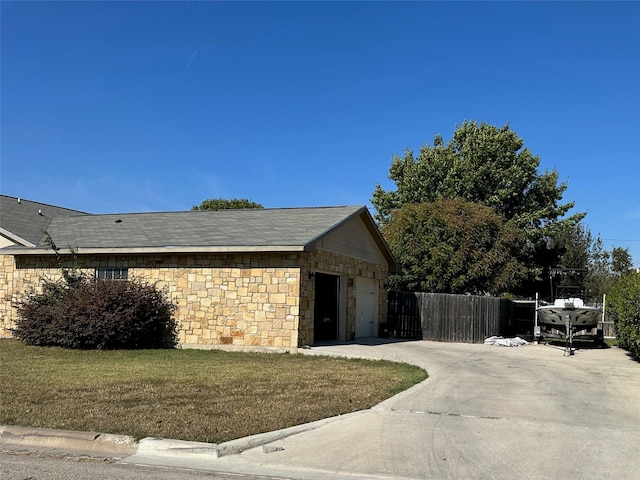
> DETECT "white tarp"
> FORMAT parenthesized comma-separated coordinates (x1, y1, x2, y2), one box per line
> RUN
(484, 336, 529, 347)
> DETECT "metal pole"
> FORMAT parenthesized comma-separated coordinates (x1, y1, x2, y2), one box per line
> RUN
(534, 292, 540, 343)
(565, 313, 573, 356)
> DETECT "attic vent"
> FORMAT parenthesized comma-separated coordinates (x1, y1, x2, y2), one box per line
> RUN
(115, 219, 123, 223)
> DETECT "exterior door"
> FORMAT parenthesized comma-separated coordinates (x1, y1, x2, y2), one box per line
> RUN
(314, 273, 339, 342)
(355, 277, 378, 338)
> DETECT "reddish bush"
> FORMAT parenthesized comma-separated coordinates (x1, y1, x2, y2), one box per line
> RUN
(15, 278, 178, 349)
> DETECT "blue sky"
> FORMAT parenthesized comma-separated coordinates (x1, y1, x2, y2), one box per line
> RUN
(1, 1, 639, 265)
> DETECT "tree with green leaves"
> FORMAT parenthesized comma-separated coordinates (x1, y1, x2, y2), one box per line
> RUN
(382, 199, 527, 295)
(552, 221, 602, 298)
(372, 121, 580, 227)
(554, 221, 592, 272)
(192, 198, 263, 211)
(608, 270, 640, 358)
(611, 247, 633, 276)
(372, 121, 584, 294)
(543, 221, 634, 302)
(585, 236, 615, 302)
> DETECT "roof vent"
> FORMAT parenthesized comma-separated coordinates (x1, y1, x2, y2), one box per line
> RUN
(17, 198, 22, 204)
(38, 209, 43, 215)
(115, 219, 123, 223)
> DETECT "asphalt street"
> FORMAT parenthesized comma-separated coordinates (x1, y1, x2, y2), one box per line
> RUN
(0, 450, 269, 480)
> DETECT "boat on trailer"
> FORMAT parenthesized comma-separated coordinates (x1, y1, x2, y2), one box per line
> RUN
(536, 298, 603, 355)
(537, 298, 601, 332)
(535, 269, 604, 355)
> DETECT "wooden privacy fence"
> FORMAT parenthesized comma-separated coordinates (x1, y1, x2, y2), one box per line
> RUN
(600, 321, 615, 338)
(386, 291, 421, 339)
(387, 292, 510, 343)
(387, 292, 615, 342)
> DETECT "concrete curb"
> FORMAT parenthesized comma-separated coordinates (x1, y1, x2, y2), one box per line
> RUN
(214, 410, 367, 457)
(131, 410, 368, 461)
(1, 411, 367, 461)
(0, 425, 137, 457)
(135, 437, 219, 458)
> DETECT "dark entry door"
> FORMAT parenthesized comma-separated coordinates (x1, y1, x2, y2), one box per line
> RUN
(314, 273, 339, 342)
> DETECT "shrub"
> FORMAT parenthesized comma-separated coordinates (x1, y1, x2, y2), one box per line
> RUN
(608, 271, 640, 358)
(15, 278, 178, 349)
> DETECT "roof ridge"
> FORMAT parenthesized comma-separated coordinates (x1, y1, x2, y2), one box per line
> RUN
(0, 194, 88, 215)
(78, 205, 363, 216)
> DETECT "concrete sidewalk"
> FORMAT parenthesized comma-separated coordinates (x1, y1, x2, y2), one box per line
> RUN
(3, 340, 639, 479)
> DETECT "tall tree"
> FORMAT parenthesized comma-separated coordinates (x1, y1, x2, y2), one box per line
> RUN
(552, 222, 634, 302)
(611, 247, 633, 276)
(382, 199, 527, 295)
(372, 121, 584, 294)
(552, 221, 593, 298)
(372, 121, 581, 228)
(192, 198, 263, 211)
(584, 236, 614, 302)
(554, 221, 592, 272)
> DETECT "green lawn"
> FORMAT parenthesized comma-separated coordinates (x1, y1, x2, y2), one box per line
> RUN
(0, 339, 427, 443)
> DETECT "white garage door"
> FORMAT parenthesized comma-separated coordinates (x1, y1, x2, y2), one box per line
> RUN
(355, 277, 378, 338)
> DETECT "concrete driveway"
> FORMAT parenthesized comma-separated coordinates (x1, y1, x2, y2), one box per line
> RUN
(130, 340, 640, 480)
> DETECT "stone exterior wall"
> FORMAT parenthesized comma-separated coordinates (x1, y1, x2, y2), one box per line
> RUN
(0, 249, 389, 351)
(297, 250, 389, 346)
(0, 254, 17, 336)
(0, 253, 302, 352)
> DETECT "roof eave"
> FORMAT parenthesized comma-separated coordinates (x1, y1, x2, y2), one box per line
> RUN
(0, 245, 307, 256)
(0, 228, 37, 247)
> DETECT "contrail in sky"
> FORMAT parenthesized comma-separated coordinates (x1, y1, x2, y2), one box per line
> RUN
(181, 49, 198, 79)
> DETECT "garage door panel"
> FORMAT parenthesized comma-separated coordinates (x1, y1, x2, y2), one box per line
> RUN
(355, 277, 378, 338)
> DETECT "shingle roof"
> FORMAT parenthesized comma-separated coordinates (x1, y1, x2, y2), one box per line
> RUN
(47, 205, 368, 250)
(0, 198, 395, 265)
(0, 195, 87, 246)
(2, 205, 376, 254)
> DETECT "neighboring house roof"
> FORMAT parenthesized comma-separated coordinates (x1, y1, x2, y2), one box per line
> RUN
(0, 202, 395, 267)
(0, 195, 87, 247)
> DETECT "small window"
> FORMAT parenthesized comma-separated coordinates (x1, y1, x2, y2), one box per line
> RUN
(95, 267, 128, 280)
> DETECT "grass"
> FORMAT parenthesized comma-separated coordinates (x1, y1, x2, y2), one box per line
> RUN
(0, 339, 427, 443)
(604, 337, 618, 347)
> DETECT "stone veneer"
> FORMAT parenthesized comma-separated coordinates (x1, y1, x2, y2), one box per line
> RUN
(298, 250, 388, 346)
(0, 250, 389, 352)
